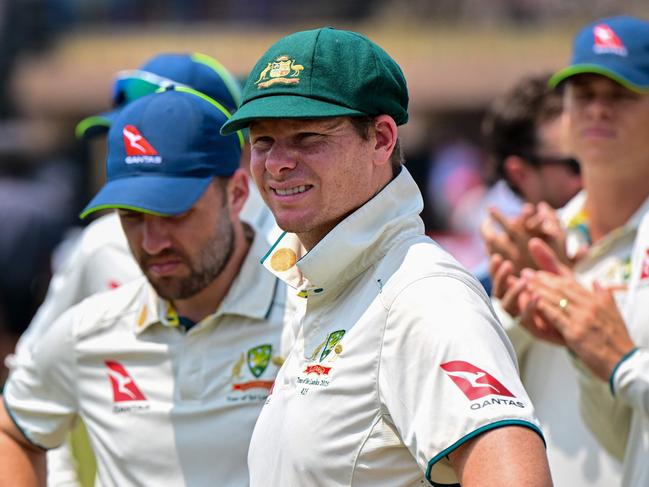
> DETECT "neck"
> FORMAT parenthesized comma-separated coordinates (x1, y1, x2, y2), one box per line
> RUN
(173, 226, 252, 323)
(582, 165, 649, 243)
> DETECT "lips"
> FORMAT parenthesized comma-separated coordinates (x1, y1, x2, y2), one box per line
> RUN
(582, 126, 616, 138)
(147, 260, 182, 276)
(142, 253, 185, 276)
(272, 184, 313, 197)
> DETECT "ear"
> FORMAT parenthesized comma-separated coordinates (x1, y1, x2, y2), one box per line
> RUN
(371, 115, 398, 168)
(226, 169, 250, 218)
(503, 155, 530, 191)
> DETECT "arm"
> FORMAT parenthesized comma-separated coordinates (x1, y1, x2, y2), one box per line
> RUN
(449, 425, 552, 486)
(381, 273, 551, 485)
(0, 398, 46, 486)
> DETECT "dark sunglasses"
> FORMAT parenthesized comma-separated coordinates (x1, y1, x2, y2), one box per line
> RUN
(528, 155, 581, 175)
(111, 70, 190, 107)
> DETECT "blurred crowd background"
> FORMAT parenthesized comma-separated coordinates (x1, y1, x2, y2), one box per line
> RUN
(1, 0, 648, 370)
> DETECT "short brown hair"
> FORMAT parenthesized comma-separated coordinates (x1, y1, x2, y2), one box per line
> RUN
(481, 74, 563, 191)
(349, 116, 404, 177)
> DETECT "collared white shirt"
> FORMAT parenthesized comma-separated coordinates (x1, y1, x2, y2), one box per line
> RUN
(5, 232, 287, 487)
(248, 168, 541, 486)
(610, 211, 649, 486)
(495, 191, 649, 486)
(561, 192, 649, 461)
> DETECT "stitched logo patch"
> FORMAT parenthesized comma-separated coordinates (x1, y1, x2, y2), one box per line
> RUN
(255, 55, 304, 89)
(441, 360, 515, 401)
(105, 361, 147, 402)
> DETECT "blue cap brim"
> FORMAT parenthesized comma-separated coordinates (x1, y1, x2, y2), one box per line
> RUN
(80, 175, 213, 219)
(75, 110, 120, 139)
(549, 63, 649, 93)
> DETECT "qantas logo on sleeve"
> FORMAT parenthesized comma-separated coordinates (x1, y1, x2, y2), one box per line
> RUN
(440, 360, 515, 401)
(105, 361, 147, 402)
(593, 24, 628, 56)
(122, 125, 162, 164)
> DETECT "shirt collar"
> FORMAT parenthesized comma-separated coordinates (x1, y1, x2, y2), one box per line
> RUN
(261, 167, 425, 295)
(134, 230, 278, 334)
(561, 191, 649, 259)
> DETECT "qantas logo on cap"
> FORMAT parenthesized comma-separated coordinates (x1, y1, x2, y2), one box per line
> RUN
(105, 361, 147, 402)
(441, 360, 515, 401)
(593, 24, 628, 56)
(122, 125, 162, 164)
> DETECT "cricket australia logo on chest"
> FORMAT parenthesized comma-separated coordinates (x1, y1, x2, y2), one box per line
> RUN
(228, 344, 277, 402)
(296, 329, 346, 395)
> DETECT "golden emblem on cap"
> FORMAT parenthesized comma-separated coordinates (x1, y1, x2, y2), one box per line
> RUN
(270, 248, 297, 272)
(334, 344, 343, 355)
(255, 55, 304, 89)
(271, 356, 285, 367)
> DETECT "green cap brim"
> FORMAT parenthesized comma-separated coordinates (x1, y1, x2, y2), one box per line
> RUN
(549, 64, 649, 93)
(220, 94, 367, 135)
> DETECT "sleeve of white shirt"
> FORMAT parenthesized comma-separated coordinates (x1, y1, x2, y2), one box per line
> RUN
(379, 275, 542, 485)
(4, 306, 79, 450)
(491, 297, 534, 364)
(613, 349, 649, 418)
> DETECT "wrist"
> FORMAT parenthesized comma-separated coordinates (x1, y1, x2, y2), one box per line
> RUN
(609, 347, 640, 395)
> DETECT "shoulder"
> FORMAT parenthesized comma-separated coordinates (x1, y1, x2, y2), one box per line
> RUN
(77, 212, 129, 256)
(70, 277, 149, 339)
(377, 235, 487, 307)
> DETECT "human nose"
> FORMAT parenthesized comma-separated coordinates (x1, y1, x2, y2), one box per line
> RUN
(141, 215, 172, 255)
(264, 142, 298, 176)
(584, 96, 613, 121)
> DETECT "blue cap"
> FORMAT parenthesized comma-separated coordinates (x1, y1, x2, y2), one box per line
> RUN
(549, 16, 649, 91)
(80, 87, 244, 219)
(76, 52, 242, 139)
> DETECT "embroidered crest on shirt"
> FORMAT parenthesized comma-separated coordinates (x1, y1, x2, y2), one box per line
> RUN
(319, 330, 345, 361)
(229, 345, 277, 401)
(297, 330, 347, 395)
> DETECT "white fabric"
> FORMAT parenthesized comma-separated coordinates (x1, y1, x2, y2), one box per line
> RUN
(612, 211, 649, 486)
(5, 232, 286, 487)
(13, 213, 138, 360)
(495, 190, 649, 485)
(248, 168, 541, 487)
(8, 182, 278, 486)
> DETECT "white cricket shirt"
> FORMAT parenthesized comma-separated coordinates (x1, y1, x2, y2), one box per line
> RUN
(248, 168, 542, 486)
(495, 191, 649, 486)
(610, 211, 649, 486)
(4, 232, 287, 487)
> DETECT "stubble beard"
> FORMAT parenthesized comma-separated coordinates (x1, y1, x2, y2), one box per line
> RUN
(142, 214, 235, 301)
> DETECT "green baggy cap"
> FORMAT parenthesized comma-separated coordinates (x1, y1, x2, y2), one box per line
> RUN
(221, 27, 409, 134)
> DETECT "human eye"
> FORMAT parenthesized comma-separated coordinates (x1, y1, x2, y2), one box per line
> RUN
(251, 136, 273, 151)
(297, 132, 325, 145)
(118, 209, 142, 223)
(571, 87, 592, 102)
(612, 88, 639, 101)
